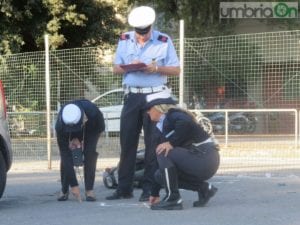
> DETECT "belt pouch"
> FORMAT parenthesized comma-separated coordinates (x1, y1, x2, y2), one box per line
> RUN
(72, 147, 84, 167)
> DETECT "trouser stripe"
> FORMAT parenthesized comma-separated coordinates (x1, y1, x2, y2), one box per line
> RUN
(165, 168, 171, 201)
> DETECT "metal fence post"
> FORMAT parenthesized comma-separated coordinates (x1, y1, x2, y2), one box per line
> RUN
(179, 20, 184, 107)
(45, 34, 52, 169)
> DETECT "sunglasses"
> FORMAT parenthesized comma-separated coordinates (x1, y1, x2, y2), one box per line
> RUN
(135, 25, 151, 35)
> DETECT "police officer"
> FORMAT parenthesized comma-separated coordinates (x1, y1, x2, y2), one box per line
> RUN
(106, 6, 180, 202)
(144, 90, 220, 210)
(56, 99, 105, 202)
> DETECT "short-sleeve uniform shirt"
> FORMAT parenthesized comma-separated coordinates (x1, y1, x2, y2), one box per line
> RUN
(114, 30, 180, 87)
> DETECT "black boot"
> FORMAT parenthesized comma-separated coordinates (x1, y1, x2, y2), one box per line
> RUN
(193, 182, 217, 207)
(57, 191, 69, 201)
(151, 167, 183, 210)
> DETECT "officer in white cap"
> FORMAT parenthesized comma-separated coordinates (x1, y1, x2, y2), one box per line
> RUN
(55, 99, 105, 202)
(144, 91, 220, 210)
(128, 6, 155, 36)
(106, 5, 180, 202)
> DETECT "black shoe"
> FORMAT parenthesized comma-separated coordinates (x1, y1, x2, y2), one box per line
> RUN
(151, 198, 183, 210)
(86, 195, 96, 202)
(193, 185, 218, 207)
(85, 190, 96, 202)
(105, 191, 133, 200)
(139, 192, 150, 202)
(57, 192, 69, 201)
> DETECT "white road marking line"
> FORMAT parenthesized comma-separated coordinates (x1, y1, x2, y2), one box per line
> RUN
(98, 202, 150, 208)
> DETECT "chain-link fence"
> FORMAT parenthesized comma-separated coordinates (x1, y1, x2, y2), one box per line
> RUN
(1, 30, 300, 173)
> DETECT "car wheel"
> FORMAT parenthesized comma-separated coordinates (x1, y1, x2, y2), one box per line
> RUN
(0, 152, 7, 198)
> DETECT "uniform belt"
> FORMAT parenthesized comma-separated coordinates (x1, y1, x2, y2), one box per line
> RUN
(124, 85, 167, 94)
(192, 137, 213, 147)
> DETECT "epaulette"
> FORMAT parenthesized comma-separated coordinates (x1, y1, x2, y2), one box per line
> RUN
(119, 33, 130, 41)
(158, 35, 168, 42)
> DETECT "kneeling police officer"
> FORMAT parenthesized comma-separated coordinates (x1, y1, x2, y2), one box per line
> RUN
(145, 90, 220, 210)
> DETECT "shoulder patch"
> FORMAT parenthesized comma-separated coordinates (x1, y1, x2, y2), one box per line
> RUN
(158, 35, 168, 42)
(119, 33, 130, 41)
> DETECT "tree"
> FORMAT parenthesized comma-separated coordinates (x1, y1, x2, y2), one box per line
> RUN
(0, 0, 126, 54)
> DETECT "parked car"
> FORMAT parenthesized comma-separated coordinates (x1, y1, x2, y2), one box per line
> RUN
(91, 88, 124, 133)
(91, 88, 180, 133)
(0, 80, 12, 198)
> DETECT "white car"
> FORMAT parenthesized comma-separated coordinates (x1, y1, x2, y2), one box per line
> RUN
(91, 88, 180, 133)
(91, 88, 124, 133)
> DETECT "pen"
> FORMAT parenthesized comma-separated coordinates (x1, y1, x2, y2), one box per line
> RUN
(152, 58, 158, 72)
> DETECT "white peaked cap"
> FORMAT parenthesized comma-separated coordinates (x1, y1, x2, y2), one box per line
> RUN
(62, 104, 82, 125)
(128, 6, 156, 28)
(145, 89, 176, 109)
(146, 89, 172, 103)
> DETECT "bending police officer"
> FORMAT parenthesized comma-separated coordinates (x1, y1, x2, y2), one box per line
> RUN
(56, 99, 105, 202)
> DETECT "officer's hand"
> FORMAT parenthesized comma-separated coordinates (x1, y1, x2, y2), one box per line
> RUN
(149, 196, 160, 205)
(69, 138, 82, 150)
(156, 141, 173, 156)
(131, 59, 142, 64)
(71, 186, 82, 203)
(144, 62, 157, 73)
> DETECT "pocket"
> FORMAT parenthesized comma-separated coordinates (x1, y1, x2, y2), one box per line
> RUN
(188, 145, 209, 156)
(123, 93, 130, 105)
(188, 145, 203, 155)
(125, 48, 139, 63)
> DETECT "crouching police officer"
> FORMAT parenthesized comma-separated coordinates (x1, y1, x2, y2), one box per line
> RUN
(145, 90, 220, 210)
(55, 99, 105, 202)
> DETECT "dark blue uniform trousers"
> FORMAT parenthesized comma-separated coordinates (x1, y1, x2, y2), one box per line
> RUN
(156, 143, 220, 191)
(117, 92, 157, 194)
(58, 131, 100, 193)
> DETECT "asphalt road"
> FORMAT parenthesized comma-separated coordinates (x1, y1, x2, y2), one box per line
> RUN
(1, 161, 300, 225)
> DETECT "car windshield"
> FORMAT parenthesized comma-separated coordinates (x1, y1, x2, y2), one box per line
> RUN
(93, 90, 124, 108)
